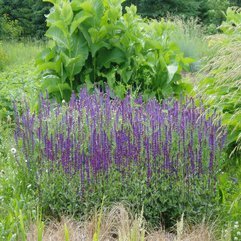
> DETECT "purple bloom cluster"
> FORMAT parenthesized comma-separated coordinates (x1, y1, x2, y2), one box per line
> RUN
(14, 89, 226, 188)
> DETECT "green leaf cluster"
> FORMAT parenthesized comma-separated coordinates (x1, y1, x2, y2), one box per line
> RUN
(38, 0, 192, 101)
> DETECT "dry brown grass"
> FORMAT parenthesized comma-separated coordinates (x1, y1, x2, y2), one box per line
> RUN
(27, 204, 218, 241)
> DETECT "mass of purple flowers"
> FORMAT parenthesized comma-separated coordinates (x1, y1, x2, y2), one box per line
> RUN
(14, 88, 226, 188)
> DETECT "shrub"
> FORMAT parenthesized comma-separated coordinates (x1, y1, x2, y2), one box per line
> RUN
(0, 14, 22, 40)
(37, 0, 193, 102)
(14, 88, 226, 227)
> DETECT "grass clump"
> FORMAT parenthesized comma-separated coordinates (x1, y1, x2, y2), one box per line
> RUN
(196, 8, 241, 157)
(26, 204, 217, 241)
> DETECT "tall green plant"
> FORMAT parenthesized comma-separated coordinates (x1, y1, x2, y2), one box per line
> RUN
(37, 0, 192, 101)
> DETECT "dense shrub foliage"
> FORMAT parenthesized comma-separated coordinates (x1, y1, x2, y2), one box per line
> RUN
(14, 88, 226, 226)
(0, 0, 50, 38)
(37, 0, 193, 101)
(0, 14, 23, 40)
(125, 0, 229, 28)
(0, 0, 235, 39)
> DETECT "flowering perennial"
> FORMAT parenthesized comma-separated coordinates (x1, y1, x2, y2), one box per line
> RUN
(14, 89, 226, 189)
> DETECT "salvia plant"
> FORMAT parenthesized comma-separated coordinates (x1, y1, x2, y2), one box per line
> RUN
(37, 0, 193, 101)
(14, 88, 226, 226)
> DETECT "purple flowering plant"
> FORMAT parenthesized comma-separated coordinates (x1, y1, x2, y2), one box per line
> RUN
(14, 88, 227, 226)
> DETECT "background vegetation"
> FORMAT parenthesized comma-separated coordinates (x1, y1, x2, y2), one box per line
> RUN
(1, 0, 241, 39)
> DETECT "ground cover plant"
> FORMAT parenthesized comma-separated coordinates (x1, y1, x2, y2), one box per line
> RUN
(13, 88, 226, 228)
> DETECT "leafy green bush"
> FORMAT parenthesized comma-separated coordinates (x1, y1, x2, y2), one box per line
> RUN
(0, 1, 51, 39)
(219, 7, 241, 35)
(37, 0, 192, 101)
(196, 7, 241, 156)
(125, 0, 229, 31)
(0, 14, 23, 40)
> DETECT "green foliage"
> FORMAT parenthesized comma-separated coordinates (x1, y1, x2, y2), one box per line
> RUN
(36, 163, 220, 229)
(0, 14, 23, 40)
(0, 42, 8, 71)
(38, 0, 192, 101)
(2, 40, 44, 66)
(136, 0, 201, 18)
(0, 63, 40, 120)
(202, 0, 229, 26)
(168, 17, 208, 72)
(0, 0, 51, 38)
(220, 7, 241, 34)
(0, 125, 37, 240)
(218, 162, 241, 240)
(197, 8, 241, 155)
(125, 0, 229, 29)
(0, 41, 43, 120)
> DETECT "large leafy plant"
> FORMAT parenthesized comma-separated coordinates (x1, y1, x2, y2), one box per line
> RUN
(37, 0, 192, 101)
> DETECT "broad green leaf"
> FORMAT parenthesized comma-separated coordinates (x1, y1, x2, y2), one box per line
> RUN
(68, 33, 89, 76)
(70, 11, 92, 34)
(47, 83, 71, 94)
(51, 20, 69, 36)
(80, 0, 104, 26)
(46, 8, 61, 25)
(36, 48, 55, 64)
(90, 41, 110, 58)
(97, 48, 126, 68)
(38, 61, 61, 74)
(46, 26, 70, 49)
(62, 1, 73, 25)
(71, 0, 84, 11)
(41, 75, 61, 89)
